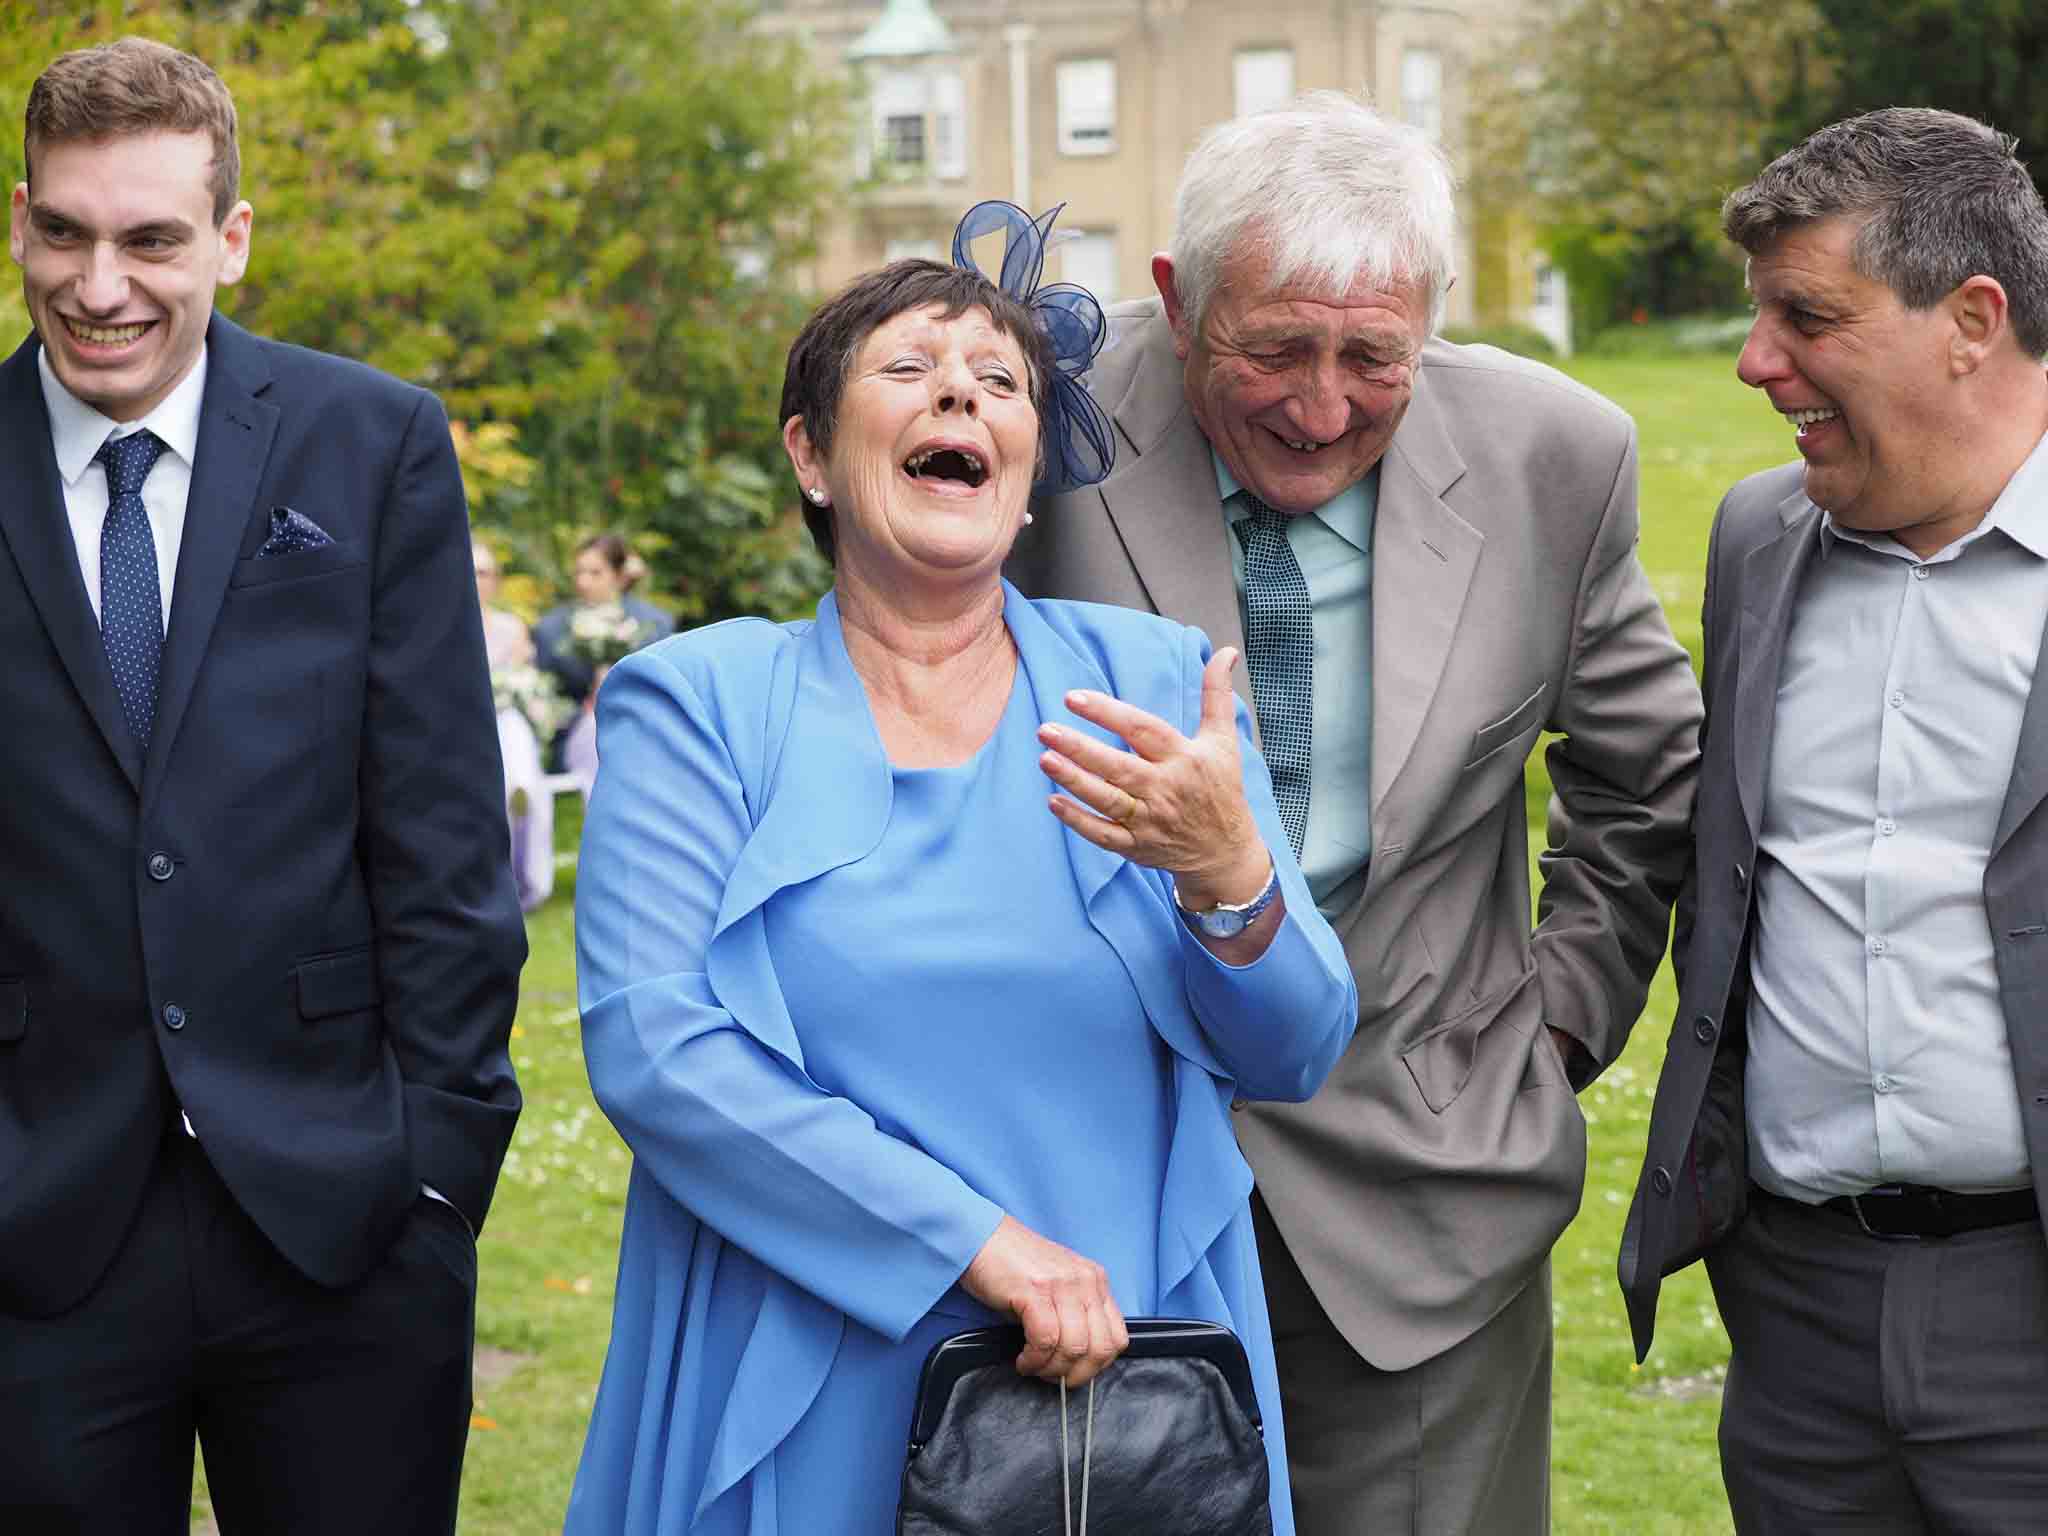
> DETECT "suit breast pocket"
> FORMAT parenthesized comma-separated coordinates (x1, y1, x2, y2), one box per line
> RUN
(1463, 683, 1549, 771)
(228, 544, 367, 590)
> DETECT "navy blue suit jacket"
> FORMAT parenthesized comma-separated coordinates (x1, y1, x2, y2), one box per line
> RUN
(0, 314, 525, 1317)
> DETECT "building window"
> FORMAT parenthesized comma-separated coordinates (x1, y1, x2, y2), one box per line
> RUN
(932, 72, 967, 180)
(1233, 48, 1294, 120)
(1057, 58, 1117, 156)
(870, 71, 927, 172)
(1060, 231, 1118, 305)
(1400, 49, 1443, 141)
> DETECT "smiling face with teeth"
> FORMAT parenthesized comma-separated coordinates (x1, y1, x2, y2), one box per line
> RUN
(782, 302, 1039, 596)
(1157, 242, 1430, 516)
(1737, 214, 2016, 555)
(11, 130, 250, 423)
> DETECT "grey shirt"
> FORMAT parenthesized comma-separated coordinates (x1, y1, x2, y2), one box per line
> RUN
(1748, 430, 2048, 1201)
(1214, 454, 1375, 920)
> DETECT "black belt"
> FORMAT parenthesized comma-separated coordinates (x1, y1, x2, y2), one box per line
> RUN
(1785, 1183, 2039, 1239)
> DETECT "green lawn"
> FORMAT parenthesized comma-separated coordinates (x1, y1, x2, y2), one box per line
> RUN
(207, 346, 1799, 1533)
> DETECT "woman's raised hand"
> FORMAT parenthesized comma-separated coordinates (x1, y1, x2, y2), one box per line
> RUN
(1036, 646, 1270, 908)
(961, 1215, 1130, 1386)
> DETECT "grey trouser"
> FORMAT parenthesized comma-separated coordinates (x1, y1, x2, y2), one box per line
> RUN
(1708, 1190, 2048, 1533)
(1253, 1190, 1552, 1536)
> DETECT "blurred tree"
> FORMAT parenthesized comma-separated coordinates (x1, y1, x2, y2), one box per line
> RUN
(0, 0, 840, 622)
(1471, 0, 1831, 337)
(1813, 0, 2048, 205)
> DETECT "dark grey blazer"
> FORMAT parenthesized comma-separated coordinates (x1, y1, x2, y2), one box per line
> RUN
(1619, 462, 2048, 1359)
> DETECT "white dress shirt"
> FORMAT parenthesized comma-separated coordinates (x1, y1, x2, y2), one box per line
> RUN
(1748, 428, 2048, 1201)
(38, 344, 208, 631)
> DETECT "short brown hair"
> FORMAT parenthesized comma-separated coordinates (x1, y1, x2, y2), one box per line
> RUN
(780, 259, 1054, 564)
(25, 37, 241, 226)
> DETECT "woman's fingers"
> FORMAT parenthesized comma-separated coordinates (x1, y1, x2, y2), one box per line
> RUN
(961, 1215, 1128, 1385)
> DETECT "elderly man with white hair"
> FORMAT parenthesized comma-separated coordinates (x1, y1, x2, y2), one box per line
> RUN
(1012, 93, 1702, 1534)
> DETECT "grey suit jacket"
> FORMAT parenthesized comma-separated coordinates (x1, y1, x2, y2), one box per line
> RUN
(1619, 463, 2048, 1361)
(1012, 300, 1703, 1369)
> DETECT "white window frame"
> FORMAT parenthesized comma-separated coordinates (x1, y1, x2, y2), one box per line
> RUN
(1233, 48, 1294, 120)
(1400, 48, 1443, 142)
(932, 72, 967, 180)
(1058, 230, 1119, 305)
(1056, 58, 1117, 156)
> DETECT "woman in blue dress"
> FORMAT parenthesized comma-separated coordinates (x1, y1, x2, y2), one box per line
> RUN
(565, 206, 1358, 1536)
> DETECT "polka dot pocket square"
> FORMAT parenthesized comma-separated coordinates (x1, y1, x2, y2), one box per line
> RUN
(257, 506, 337, 558)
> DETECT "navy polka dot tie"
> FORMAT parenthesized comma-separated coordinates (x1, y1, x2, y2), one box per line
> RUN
(95, 429, 168, 751)
(1237, 496, 1314, 861)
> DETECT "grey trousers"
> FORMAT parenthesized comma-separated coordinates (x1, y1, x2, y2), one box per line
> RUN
(1707, 1191, 2048, 1534)
(1253, 1191, 1552, 1536)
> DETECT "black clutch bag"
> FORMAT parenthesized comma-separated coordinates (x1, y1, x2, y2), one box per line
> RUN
(896, 1318, 1274, 1536)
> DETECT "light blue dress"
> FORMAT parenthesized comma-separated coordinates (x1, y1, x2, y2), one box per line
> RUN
(565, 585, 1357, 1536)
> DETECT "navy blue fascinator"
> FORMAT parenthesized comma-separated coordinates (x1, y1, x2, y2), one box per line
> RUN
(951, 200, 1115, 493)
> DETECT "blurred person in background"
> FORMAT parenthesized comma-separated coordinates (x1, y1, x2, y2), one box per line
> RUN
(473, 534, 533, 668)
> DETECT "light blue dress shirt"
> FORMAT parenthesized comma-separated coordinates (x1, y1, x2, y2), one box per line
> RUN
(1749, 428, 2048, 1200)
(1215, 454, 1375, 918)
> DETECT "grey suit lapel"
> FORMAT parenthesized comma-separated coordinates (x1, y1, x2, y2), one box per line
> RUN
(1099, 309, 1251, 706)
(1732, 492, 1824, 842)
(1994, 604, 2048, 854)
(0, 336, 146, 791)
(144, 317, 280, 798)
(1370, 375, 1480, 812)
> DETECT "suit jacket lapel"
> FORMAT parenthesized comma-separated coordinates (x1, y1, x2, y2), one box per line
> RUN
(145, 316, 279, 798)
(0, 335, 145, 791)
(1993, 602, 2048, 854)
(1732, 493, 1824, 842)
(1099, 312, 1252, 710)
(1369, 372, 1481, 813)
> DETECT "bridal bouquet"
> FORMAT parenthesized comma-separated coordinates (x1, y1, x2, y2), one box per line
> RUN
(566, 602, 659, 668)
(492, 663, 572, 740)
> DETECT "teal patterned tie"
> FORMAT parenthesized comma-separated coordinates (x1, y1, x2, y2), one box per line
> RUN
(1236, 496, 1314, 860)
(95, 430, 168, 750)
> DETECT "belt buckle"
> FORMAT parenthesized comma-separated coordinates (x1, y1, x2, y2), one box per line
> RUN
(1845, 1189, 1923, 1241)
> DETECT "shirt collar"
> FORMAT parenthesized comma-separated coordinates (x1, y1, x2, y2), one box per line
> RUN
(37, 341, 209, 489)
(1213, 449, 1377, 555)
(1819, 423, 2048, 563)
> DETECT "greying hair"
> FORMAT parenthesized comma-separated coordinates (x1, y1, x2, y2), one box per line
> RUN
(1168, 91, 1458, 334)
(1724, 107, 2048, 357)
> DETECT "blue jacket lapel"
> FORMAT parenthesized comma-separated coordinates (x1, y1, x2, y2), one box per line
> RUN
(144, 315, 279, 799)
(0, 334, 145, 791)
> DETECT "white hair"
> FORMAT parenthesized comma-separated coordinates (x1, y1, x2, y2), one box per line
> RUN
(1168, 91, 1458, 334)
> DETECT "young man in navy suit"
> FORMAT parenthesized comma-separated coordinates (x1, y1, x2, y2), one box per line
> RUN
(0, 38, 525, 1534)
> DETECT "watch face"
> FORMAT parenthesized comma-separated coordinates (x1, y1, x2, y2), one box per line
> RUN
(1198, 908, 1252, 939)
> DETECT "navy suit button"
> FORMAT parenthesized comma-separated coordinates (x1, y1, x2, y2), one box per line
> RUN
(162, 1003, 187, 1031)
(1651, 1165, 1673, 1196)
(148, 852, 175, 881)
(1693, 1015, 1717, 1044)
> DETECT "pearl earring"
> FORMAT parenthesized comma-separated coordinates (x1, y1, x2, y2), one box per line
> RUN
(1022, 511, 1034, 524)
(808, 487, 826, 505)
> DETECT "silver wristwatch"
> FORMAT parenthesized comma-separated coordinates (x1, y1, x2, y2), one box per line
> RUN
(1173, 861, 1280, 939)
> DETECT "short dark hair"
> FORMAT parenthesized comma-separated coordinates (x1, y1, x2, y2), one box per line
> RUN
(1724, 107, 2048, 357)
(779, 259, 1054, 563)
(25, 37, 241, 227)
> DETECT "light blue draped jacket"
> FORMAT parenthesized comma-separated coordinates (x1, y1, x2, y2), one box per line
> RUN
(566, 584, 1357, 1535)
